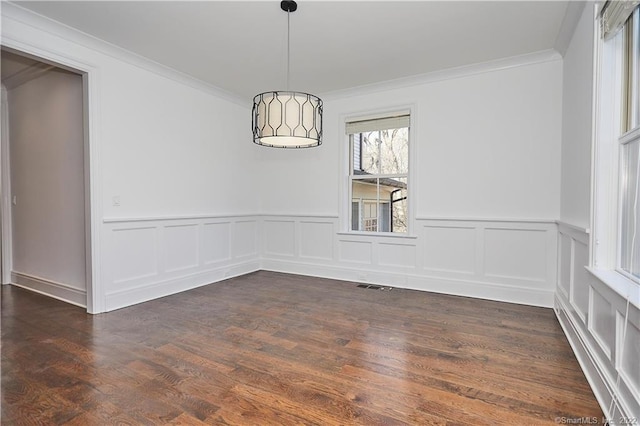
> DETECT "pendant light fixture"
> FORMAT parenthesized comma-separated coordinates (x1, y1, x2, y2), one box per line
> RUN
(252, 0, 323, 148)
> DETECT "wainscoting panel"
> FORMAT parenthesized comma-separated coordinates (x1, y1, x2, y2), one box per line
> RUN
(234, 220, 258, 258)
(163, 224, 199, 273)
(378, 242, 416, 268)
(620, 311, 640, 398)
(261, 216, 557, 307)
(299, 221, 334, 261)
(263, 220, 296, 257)
(558, 232, 572, 298)
(338, 240, 373, 264)
(571, 239, 590, 322)
(589, 286, 614, 360)
(555, 221, 640, 423)
(484, 228, 547, 282)
(111, 226, 158, 284)
(102, 215, 260, 311)
(202, 222, 231, 264)
(423, 226, 476, 274)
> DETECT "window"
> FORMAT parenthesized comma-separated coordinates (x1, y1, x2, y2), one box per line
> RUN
(346, 113, 409, 233)
(619, 8, 640, 280)
(595, 2, 640, 285)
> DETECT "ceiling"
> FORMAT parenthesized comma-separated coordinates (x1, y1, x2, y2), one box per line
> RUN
(13, 1, 573, 100)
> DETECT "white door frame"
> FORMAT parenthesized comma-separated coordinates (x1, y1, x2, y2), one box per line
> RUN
(0, 41, 103, 314)
(0, 85, 13, 285)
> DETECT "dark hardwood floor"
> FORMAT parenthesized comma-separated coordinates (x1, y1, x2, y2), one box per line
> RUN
(2, 271, 603, 425)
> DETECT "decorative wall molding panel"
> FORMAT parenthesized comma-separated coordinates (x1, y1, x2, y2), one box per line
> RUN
(102, 215, 260, 311)
(11, 271, 86, 308)
(261, 215, 557, 307)
(555, 222, 640, 422)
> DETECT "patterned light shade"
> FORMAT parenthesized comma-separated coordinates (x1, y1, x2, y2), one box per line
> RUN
(252, 91, 323, 148)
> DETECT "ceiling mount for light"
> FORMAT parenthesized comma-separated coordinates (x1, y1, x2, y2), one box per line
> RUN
(280, 0, 297, 13)
(251, 0, 323, 148)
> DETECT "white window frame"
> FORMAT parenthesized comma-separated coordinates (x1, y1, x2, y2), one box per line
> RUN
(340, 106, 416, 237)
(591, 5, 640, 296)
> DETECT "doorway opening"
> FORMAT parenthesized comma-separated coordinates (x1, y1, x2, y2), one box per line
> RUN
(1, 48, 91, 309)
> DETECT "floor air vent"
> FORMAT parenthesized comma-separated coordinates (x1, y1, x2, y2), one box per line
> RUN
(357, 284, 393, 291)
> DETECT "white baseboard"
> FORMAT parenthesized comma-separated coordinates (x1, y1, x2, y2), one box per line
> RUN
(104, 260, 260, 311)
(11, 271, 86, 307)
(261, 259, 555, 307)
(555, 295, 634, 423)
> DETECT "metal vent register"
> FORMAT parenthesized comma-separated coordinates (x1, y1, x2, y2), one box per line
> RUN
(356, 284, 394, 291)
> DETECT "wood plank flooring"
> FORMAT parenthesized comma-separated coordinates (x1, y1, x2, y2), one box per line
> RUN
(1, 271, 603, 425)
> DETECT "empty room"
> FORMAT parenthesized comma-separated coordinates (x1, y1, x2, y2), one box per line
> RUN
(1, 1, 639, 424)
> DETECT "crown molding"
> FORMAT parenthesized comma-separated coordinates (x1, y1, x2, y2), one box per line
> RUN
(554, 1, 589, 56)
(320, 49, 562, 101)
(2, 2, 250, 107)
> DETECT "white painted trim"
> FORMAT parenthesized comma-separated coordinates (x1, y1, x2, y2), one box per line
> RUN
(103, 213, 260, 224)
(11, 271, 86, 308)
(590, 9, 624, 272)
(262, 259, 554, 308)
(619, 126, 640, 145)
(587, 267, 640, 309)
(555, 222, 640, 419)
(2, 2, 248, 107)
(261, 214, 339, 220)
(321, 49, 562, 100)
(105, 260, 259, 312)
(2, 20, 103, 313)
(555, 295, 619, 422)
(558, 221, 590, 245)
(590, 2, 602, 270)
(335, 231, 417, 240)
(0, 85, 13, 285)
(556, 220, 591, 235)
(82, 69, 101, 314)
(418, 216, 558, 224)
(554, 1, 588, 56)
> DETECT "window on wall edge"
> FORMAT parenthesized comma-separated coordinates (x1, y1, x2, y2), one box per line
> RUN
(594, 3, 640, 291)
(346, 113, 410, 235)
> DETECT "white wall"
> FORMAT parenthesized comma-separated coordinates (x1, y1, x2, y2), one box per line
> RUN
(560, 4, 593, 229)
(2, 3, 260, 312)
(8, 68, 86, 305)
(100, 62, 257, 219)
(4, 2, 635, 419)
(258, 54, 563, 307)
(260, 55, 563, 220)
(556, 5, 640, 421)
(0, 4, 572, 311)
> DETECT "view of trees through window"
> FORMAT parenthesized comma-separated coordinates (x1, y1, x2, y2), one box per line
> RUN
(349, 121, 409, 233)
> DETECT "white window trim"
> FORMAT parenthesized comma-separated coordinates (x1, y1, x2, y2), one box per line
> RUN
(591, 7, 640, 304)
(339, 104, 417, 238)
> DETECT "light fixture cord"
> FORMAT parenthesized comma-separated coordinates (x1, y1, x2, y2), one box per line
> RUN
(287, 8, 291, 91)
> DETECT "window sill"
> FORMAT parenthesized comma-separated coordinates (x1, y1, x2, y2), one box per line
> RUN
(586, 267, 640, 309)
(336, 231, 418, 240)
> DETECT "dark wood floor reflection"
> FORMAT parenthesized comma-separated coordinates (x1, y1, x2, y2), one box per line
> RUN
(2, 271, 603, 425)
